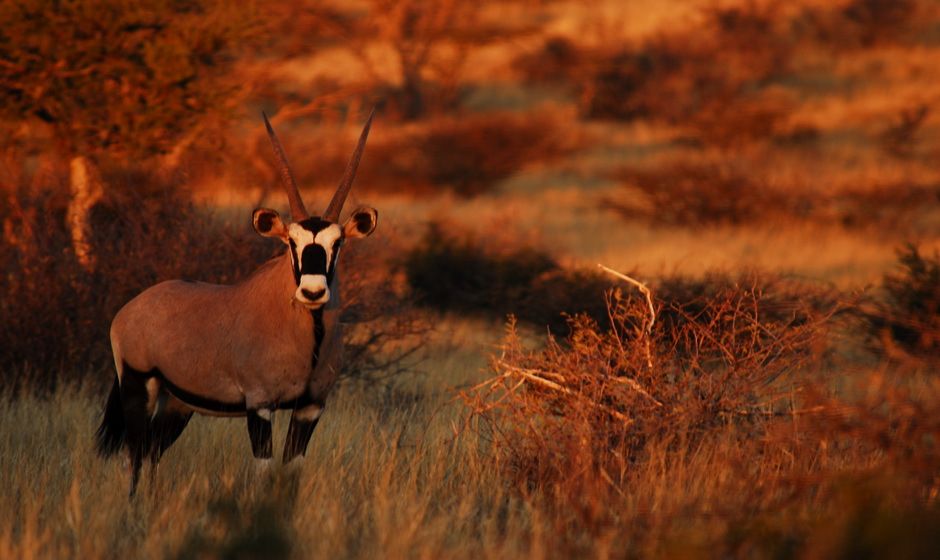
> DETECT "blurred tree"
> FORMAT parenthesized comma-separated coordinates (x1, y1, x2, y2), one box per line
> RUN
(347, 0, 542, 121)
(0, 0, 260, 269)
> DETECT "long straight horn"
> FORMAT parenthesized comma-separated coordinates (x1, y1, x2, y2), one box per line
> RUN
(263, 112, 309, 222)
(323, 108, 375, 222)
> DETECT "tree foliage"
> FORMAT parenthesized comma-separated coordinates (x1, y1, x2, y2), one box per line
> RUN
(0, 0, 261, 159)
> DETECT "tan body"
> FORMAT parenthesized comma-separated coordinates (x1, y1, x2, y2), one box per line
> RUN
(111, 253, 342, 415)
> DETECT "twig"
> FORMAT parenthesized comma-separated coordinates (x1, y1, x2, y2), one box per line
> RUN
(608, 375, 663, 407)
(497, 362, 634, 424)
(598, 264, 656, 370)
(495, 360, 662, 408)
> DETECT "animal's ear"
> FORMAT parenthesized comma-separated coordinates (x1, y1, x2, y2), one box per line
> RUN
(343, 207, 378, 239)
(252, 208, 289, 242)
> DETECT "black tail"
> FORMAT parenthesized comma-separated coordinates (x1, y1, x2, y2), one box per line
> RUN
(95, 377, 125, 458)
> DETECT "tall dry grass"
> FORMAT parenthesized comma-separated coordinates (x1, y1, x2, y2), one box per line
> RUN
(2, 264, 936, 558)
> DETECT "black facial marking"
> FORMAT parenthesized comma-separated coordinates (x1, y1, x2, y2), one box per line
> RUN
(300, 243, 327, 276)
(297, 217, 333, 232)
(288, 239, 301, 285)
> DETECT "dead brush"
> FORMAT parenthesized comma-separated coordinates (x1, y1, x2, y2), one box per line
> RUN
(459, 270, 838, 525)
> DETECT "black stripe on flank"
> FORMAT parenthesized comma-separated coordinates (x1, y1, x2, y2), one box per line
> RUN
(123, 364, 324, 414)
(124, 364, 247, 414)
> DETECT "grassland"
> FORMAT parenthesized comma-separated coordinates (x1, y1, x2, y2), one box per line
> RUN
(2, 0, 940, 558)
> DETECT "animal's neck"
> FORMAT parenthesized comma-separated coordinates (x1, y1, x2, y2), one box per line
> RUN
(239, 252, 309, 321)
(238, 252, 338, 364)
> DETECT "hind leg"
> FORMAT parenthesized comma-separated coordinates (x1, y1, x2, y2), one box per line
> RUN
(118, 371, 156, 497)
(147, 393, 193, 490)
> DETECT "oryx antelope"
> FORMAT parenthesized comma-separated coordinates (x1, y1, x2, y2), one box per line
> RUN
(95, 111, 378, 496)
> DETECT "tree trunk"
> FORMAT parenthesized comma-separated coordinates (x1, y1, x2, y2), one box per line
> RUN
(67, 155, 103, 271)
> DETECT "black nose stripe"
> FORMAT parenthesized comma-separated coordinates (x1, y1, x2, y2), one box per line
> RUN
(300, 244, 327, 275)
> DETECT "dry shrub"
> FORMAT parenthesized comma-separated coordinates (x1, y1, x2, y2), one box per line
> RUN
(830, 182, 940, 233)
(586, 4, 794, 136)
(0, 165, 421, 392)
(880, 104, 930, 159)
(517, 1, 930, 146)
(338, 231, 430, 384)
(402, 223, 610, 331)
(654, 272, 838, 368)
(296, 110, 582, 197)
(611, 161, 940, 232)
(516, 4, 798, 146)
(460, 277, 835, 523)
(775, 0, 924, 51)
(612, 162, 800, 226)
(458, 272, 940, 553)
(864, 244, 940, 361)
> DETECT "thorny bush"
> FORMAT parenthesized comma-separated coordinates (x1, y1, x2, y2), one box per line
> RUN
(459, 277, 835, 516)
(459, 275, 940, 554)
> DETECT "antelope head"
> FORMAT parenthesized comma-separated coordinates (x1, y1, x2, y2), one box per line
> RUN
(253, 110, 378, 309)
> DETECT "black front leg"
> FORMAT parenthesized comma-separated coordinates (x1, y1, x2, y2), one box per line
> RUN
(283, 403, 323, 463)
(247, 409, 273, 459)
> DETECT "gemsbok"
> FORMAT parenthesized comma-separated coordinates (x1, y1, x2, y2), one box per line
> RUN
(95, 110, 378, 496)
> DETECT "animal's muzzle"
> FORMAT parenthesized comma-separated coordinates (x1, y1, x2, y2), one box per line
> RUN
(295, 274, 330, 307)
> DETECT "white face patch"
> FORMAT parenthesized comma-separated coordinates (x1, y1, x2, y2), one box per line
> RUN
(288, 222, 315, 250)
(314, 224, 342, 268)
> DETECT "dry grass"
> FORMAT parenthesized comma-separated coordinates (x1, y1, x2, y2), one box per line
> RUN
(2, 283, 937, 558)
